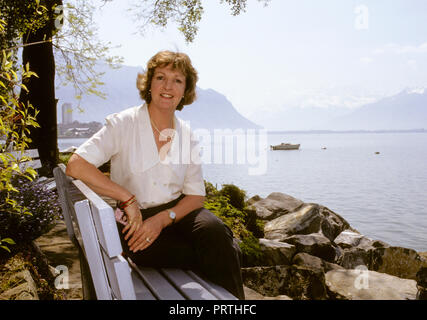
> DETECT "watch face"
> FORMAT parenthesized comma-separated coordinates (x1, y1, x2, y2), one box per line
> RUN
(169, 211, 176, 219)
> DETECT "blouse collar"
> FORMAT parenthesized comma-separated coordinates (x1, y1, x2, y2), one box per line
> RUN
(139, 103, 182, 173)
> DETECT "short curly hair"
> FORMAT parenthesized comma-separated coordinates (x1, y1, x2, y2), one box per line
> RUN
(136, 51, 198, 111)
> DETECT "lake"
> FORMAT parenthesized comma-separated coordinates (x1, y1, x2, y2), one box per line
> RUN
(59, 131, 427, 252)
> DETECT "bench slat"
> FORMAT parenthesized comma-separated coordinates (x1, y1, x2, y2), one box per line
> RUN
(74, 200, 112, 300)
(73, 180, 122, 258)
(10, 149, 40, 159)
(130, 265, 185, 300)
(18, 159, 42, 170)
(186, 271, 237, 300)
(53, 165, 78, 246)
(101, 252, 136, 300)
(161, 268, 217, 300)
(131, 271, 156, 300)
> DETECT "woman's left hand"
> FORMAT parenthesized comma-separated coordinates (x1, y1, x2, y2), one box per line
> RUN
(126, 212, 166, 252)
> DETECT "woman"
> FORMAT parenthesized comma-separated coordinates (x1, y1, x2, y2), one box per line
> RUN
(66, 50, 245, 300)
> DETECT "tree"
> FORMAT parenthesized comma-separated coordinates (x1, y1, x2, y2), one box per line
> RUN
(4, 0, 270, 176)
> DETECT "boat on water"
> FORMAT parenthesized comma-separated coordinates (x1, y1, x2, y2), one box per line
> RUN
(270, 143, 300, 150)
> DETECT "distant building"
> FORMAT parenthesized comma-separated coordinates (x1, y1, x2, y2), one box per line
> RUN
(62, 103, 73, 124)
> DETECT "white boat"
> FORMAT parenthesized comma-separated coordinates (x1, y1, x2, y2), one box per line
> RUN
(270, 143, 300, 150)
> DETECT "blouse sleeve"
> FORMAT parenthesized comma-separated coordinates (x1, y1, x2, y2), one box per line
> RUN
(182, 133, 206, 196)
(74, 113, 123, 168)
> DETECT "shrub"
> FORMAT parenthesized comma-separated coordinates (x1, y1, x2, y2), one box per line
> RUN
(204, 182, 265, 267)
(0, 176, 60, 247)
(218, 184, 246, 211)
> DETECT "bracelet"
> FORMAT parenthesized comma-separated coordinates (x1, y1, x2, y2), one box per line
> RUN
(118, 195, 136, 210)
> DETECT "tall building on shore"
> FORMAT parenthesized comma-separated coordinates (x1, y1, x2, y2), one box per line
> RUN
(62, 103, 73, 124)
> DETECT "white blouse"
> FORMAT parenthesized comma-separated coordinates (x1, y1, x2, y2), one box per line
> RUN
(75, 103, 206, 209)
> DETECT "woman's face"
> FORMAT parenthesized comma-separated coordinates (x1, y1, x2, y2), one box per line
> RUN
(150, 64, 186, 112)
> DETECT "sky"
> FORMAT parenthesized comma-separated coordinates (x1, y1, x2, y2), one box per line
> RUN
(89, 0, 427, 125)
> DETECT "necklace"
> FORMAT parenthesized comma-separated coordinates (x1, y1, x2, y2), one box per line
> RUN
(150, 117, 175, 140)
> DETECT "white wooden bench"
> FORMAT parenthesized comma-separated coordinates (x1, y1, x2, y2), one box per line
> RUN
(53, 164, 237, 300)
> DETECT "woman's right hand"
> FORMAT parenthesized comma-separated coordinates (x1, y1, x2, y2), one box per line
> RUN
(122, 201, 143, 241)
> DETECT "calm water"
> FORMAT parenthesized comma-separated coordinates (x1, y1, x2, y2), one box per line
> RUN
(59, 132, 427, 252)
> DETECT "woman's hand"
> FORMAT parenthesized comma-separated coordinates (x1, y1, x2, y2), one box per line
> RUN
(122, 201, 143, 240)
(126, 211, 168, 252)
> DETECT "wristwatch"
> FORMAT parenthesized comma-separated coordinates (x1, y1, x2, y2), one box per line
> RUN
(167, 209, 176, 225)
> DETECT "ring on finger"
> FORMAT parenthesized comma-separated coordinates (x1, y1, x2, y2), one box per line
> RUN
(145, 237, 151, 243)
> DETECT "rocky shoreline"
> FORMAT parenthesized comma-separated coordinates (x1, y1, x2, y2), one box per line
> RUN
(241, 192, 427, 300)
(2, 191, 426, 300)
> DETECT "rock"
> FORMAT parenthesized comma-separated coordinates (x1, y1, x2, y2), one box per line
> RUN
(292, 252, 344, 274)
(339, 245, 427, 280)
(248, 192, 304, 221)
(334, 229, 365, 249)
(281, 233, 339, 263)
(243, 286, 292, 300)
(246, 195, 262, 206)
(264, 204, 350, 242)
(371, 246, 427, 280)
(0, 270, 39, 300)
(325, 269, 418, 300)
(242, 265, 328, 300)
(257, 238, 296, 266)
(338, 247, 372, 270)
(416, 267, 427, 300)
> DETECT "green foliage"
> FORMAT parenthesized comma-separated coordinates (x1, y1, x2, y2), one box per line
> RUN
(204, 181, 265, 267)
(0, 19, 40, 253)
(130, 0, 271, 43)
(0, 237, 15, 253)
(218, 184, 246, 211)
(58, 152, 72, 165)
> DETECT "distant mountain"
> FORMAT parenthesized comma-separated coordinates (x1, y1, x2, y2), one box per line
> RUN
(325, 88, 427, 130)
(56, 64, 261, 130)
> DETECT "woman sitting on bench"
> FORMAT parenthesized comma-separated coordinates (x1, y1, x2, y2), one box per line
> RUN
(65, 50, 245, 300)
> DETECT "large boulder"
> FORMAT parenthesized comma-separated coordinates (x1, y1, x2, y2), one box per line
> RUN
(244, 286, 292, 300)
(326, 269, 418, 300)
(242, 265, 328, 300)
(371, 246, 427, 280)
(281, 233, 340, 263)
(257, 238, 296, 266)
(334, 229, 366, 249)
(247, 192, 304, 221)
(337, 234, 427, 280)
(292, 252, 344, 274)
(264, 204, 350, 242)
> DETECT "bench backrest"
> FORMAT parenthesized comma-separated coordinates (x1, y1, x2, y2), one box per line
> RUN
(53, 164, 79, 245)
(72, 180, 136, 300)
(0, 148, 42, 170)
(53, 164, 136, 300)
(14, 149, 42, 170)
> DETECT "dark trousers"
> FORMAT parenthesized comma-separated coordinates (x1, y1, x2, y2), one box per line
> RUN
(117, 195, 245, 300)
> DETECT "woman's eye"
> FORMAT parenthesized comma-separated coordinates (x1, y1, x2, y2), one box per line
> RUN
(156, 76, 163, 80)
(176, 79, 183, 83)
